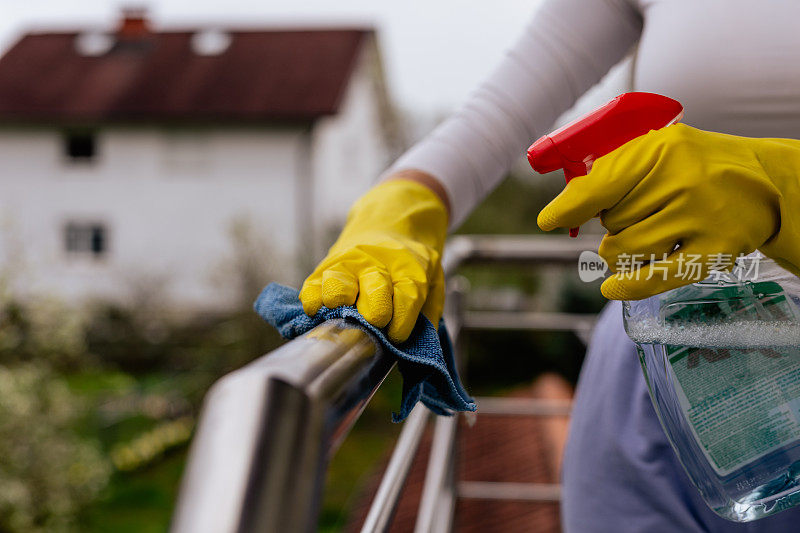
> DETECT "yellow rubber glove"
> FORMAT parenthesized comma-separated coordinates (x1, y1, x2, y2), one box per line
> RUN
(537, 124, 800, 300)
(299, 179, 448, 343)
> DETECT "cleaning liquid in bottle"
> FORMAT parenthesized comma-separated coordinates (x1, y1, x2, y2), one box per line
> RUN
(623, 254, 800, 521)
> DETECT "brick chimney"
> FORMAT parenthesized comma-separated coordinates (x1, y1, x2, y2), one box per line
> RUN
(117, 7, 151, 40)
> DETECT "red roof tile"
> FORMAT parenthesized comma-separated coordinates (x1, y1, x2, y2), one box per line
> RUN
(346, 374, 574, 532)
(0, 28, 371, 124)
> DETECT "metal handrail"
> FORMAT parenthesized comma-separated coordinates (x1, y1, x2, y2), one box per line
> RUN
(170, 320, 394, 533)
(442, 234, 601, 275)
(171, 234, 601, 533)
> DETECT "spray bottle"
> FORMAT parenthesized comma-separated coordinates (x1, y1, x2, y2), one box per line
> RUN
(528, 93, 800, 522)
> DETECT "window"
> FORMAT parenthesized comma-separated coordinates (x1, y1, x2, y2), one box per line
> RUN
(65, 222, 107, 257)
(64, 131, 96, 162)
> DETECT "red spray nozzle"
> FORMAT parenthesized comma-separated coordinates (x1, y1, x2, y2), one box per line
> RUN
(528, 92, 684, 237)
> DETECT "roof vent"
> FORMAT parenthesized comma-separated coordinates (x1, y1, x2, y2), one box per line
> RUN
(117, 7, 151, 40)
(191, 29, 232, 56)
(75, 32, 114, 56)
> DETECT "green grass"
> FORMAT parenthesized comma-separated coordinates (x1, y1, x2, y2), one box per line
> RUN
(64, 370, 190, 532)
(66, 371, 138, 395)
(78, 450, 186, 533)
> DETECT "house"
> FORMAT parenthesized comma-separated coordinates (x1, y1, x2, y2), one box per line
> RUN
(0, 9, 398, 310)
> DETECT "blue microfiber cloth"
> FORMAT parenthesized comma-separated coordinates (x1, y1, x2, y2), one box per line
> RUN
(254, 283, 476, 422)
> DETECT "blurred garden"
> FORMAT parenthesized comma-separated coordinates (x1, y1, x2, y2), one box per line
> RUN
(0, 288, 283, 532)
(0, 171, 606, 532)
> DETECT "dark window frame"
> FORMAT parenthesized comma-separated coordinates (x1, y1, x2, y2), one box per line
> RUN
(63, 130, 97, 163)
(64, 222, 108, 258)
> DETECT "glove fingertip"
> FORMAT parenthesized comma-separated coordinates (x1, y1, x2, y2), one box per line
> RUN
(601, 274, 667, 301)
(537, 206, 559, 232)
(301, 298, 322, 317)
(357, 269, 393, 328)
(387, 316, 414, 344)
(357, 298, 392, 329)
(299, 285, 322, 316)
(301, 301, 321, 317)
(321, 269, 359, 308)
(600, 275, 631, 301)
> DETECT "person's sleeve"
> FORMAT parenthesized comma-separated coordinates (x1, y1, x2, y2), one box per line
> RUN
(386, 0, 643, 228)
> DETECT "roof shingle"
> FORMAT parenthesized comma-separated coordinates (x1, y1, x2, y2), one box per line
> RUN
(0, 28, 370, 124)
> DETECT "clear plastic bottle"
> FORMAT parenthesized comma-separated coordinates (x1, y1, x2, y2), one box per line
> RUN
(623, 255, 800, 521)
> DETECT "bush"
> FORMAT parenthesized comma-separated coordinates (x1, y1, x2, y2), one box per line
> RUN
(0, 298, 93, 371)
(0, 363, 111, 532)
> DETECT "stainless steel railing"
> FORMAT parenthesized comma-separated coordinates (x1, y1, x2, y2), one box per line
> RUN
(171, 234, 601, 533)
(171, 319, 394, 533)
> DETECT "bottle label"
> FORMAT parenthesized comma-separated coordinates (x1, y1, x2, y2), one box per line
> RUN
(662, 282, 800, 477)
(667, 343, 800, 476)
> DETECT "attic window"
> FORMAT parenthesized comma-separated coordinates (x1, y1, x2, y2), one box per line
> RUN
(75, 32, 114, 56)
(64, 131, 96, 162)
(191, 30, 232, 56)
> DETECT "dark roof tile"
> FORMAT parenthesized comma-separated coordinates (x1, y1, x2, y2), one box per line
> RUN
(0, 28, 370, 124)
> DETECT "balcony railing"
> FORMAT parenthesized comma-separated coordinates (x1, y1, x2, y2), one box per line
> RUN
(170, 234, 601, 533)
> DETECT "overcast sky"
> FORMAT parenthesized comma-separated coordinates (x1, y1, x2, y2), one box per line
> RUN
(0, 0, 544, 114)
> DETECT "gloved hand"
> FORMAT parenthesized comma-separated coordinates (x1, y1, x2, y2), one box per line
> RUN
(537, 124, 800, 300)
(299, 179, 448, 343)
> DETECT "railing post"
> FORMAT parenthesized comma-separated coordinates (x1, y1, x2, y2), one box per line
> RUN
(360, 405, 431, 533)
(414, 414, 459, 533)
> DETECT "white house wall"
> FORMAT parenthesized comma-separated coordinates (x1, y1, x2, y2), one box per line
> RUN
(0, 127, 306, 310)
(310, 40, 390, 260)
(0, 40, 392, 312)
